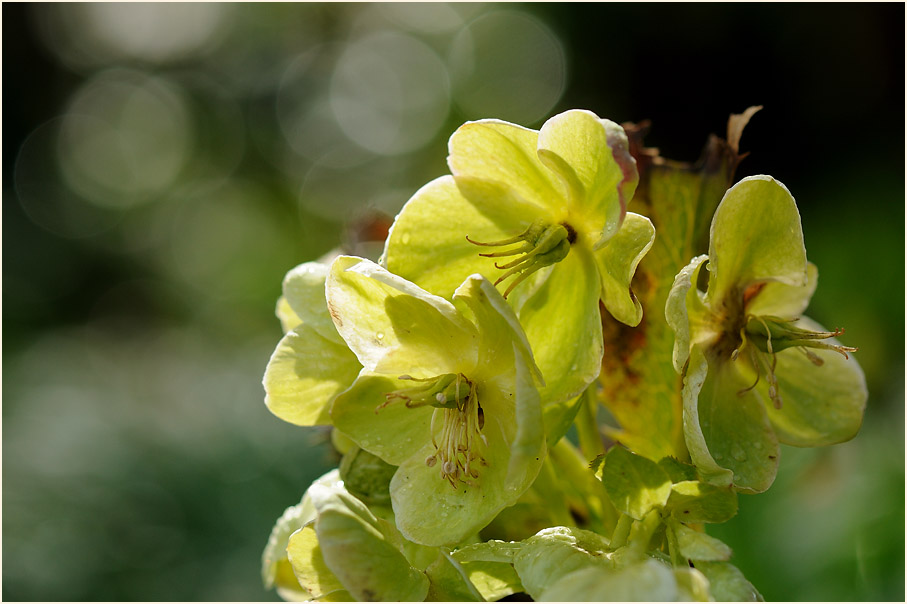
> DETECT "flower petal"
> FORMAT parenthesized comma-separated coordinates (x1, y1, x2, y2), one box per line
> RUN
(327, 256, 478, 377)
(308, 484, 430, 602)
(745, 262, 818, 318)
(593, 211, 655, 327)
(263, 324, 361, 426)
(286, 526, 346, 600)
(331, 372, 433, 466)
(383, 176, 520, 300)
(538, 559, 677, 602)
(537, 110, 638, 249)
(452, 274, 543, 385)
(707, 175, 808, 303)
(761, 317, 867, 447)
(690, 347, 781, 493)
(282, 261, 343, 344)
(448, 119, 564, 218)
(666, 255, 712, 373)
(516, 247, 603, 404)
(390, 380, 543, 546)
(275, 296, 301, 334)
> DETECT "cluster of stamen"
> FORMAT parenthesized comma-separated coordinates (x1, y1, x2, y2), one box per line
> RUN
(732, 314, 857, 409)
(466, 220, 574, 298)
(380, 373, 487, 489)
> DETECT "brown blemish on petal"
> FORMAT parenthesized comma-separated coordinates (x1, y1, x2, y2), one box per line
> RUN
(327, 300, 342, 327)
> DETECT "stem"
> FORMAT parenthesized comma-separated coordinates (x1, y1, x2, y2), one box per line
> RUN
(628, 511, 662, 556)
(576, 388, 606, 461)
(610, 514, 633, 549)
(533, 454, 575, 527)
(665, 522, 689, 568)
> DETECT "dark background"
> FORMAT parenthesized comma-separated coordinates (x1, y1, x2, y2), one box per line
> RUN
(4, 3, 904, 601)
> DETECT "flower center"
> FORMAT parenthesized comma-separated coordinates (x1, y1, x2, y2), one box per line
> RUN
(732, 314, 857, 409)
(380, 373, 487, 489)
(466, 220, 573, 298)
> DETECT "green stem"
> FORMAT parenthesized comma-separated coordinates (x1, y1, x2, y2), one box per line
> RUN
(665, 522, 689, 568)
(533, 454, 575, 527)
(610, 513, 633, 549)
(628, 511, 662, 556)
(576, 388, 606, 461)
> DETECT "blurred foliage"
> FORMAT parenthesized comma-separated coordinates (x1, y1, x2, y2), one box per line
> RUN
(3, 3, 903, 601)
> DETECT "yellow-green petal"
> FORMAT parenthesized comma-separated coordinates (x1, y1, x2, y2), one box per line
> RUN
(517, 247, 603, 404)
(672, 522, 732, 561)
(390, 380, 543, 546)
(308, 484, 430, 602)
(692, 349, 781, 493)
(383, 175, 520, 300)
(282, 261, 343, 345)
(593, 211, 655, 327)
(452, 274, 543, 385)
(694, 561, 763, 602)
(448, 119, 565, 218)
(761, 317, 867, 447)
(327, 256, 478, 377)
(286, 526, 346, 600)
(263, 324, 361, 426)
(537, 110, 638, 249)
(276, 296, 302, 334)
(708, 175, 808, 302)
(666, 255, 712, 373)
(331, 372, 433, 466)
(745, 262, 818, 318)
(512, 527, 613, 600)
(600, 446, 673, 521)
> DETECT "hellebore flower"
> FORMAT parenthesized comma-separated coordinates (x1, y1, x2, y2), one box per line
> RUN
(383, 109, 655, 405)
(326, 256, 546, 546)
(666, 175, 867, 492)
(263, 261, 362, 426)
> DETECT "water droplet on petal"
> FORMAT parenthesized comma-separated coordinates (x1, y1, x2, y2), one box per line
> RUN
(731, 444, 747, 462)
(376, 332, 385, 340)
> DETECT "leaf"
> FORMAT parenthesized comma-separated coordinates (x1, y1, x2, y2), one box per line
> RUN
(538, 559, 677, 602)
(512, 526, 613, 599)
(657, 456, 698, 484)
(600, 446, 672, 520)
(338, 446, 398, 506)
(666, 480, 738, 524)
(672, 522, 732, 561)
(424, 551, 484, 601)
(694, 561, 764, 602)
(543, 393, 584, 447)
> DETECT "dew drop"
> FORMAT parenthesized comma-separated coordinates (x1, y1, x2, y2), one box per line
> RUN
(731, 444, 747, 462)
(376, 332, 385, 340)
(401, 233, 411, 245)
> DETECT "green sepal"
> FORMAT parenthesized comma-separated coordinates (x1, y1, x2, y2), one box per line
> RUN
(666, 480, 738, 524)
(536, 110, 637, 249)
(600, 446, 673, 521)
(694, 561, 764, 602)
(282, 261, 343, 344)
(383, 175, 516, 300)
(665, 254, 711, 373)
(673, 566, 713, 602)
(594, 212, 655, 326)
(327, 255, 478, 378)
(307, 484, 430, 602)
(263, 323, 361, 426)
(760, 317, 867, 447)
(707, 175, 808, 303)
(516, 246, 603, 405)
(286, 525, 346, 600)
(339, 445, 398, 506)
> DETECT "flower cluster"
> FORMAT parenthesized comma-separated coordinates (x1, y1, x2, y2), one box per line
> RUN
(259, 110, 866, 601)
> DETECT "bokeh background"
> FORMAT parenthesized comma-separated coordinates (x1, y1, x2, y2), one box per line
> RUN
(3, 3, 904, 601)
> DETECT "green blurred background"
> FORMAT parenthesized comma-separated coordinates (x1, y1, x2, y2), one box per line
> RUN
(3, 3, 903, 601)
